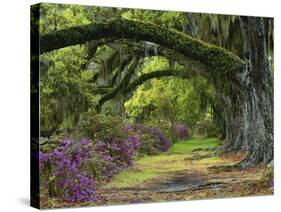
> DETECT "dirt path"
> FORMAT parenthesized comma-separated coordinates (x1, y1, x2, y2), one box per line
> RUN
(95, 138, 273, 205)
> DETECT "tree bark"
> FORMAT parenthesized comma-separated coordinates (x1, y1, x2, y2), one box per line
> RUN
(236, 17, 273, 165)
(212, 17, 273, 166)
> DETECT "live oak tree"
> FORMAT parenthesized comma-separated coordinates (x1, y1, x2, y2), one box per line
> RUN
(39, 9, 273, 166)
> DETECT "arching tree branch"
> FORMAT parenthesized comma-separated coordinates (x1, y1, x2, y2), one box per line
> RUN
(114, 40, 207, 76)
(95, 68, 193, 111)
(40, 18, 244, 73)
(125, 69, 193, 94)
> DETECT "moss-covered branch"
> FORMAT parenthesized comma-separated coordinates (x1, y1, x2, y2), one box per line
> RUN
(125, 69, 192, 94)
(115, 40, 207, 75)
(40, 18, 244, 73)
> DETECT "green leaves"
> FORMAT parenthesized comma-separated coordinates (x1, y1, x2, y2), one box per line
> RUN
(39, 3, 90, 35)
(39, 4, 245, 137)
(40, 45, 90, 132)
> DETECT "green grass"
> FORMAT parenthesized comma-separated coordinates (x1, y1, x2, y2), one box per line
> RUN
(107, 170, 159, 188)
(106, 136, 221, 189)
(171, 136, 221, 153)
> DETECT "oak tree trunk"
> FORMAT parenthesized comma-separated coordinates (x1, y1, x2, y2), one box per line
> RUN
(230, 17, 274, 165)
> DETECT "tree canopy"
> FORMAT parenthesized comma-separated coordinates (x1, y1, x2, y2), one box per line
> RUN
(36, 3, 273, 165)
(32, 3, 274, 208)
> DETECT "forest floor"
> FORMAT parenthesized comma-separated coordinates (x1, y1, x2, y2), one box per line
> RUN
(42, 137, 273, 208)
(94, 137, 273, 206)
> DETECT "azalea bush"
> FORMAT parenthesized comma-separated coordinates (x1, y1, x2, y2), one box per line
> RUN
(79, 113, 141, 177)
(137, 133, 159, 155)
(149, 127, 170, 152)
(132, 124, 171, 155)
(39, 138, 96, 202)
(175, 124, 189, 140)
(39, 130, 141, 202)
(39, 113, 172, 203)
(94, 125, 141, 178)
(40, 116, 141, 203)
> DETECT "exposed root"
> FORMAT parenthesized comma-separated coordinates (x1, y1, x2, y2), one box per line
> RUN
(192, 147, 216, 152)
(184, 154, 214, 161)
(156, 182, 226, 193)
(208, 164, 241, 173)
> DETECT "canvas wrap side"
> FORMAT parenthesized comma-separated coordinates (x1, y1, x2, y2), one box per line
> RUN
(30, 3, 40, 209)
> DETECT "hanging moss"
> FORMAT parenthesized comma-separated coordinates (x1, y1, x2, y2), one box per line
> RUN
(40, 18, 244, 74)
(96, 57, 140, 111)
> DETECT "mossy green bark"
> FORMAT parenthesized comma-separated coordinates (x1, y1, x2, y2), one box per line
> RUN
(40, 18, 244, 74)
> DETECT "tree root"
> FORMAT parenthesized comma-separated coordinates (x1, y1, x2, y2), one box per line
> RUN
(157, 182, 226, 193)
(208, 164, 242, 173)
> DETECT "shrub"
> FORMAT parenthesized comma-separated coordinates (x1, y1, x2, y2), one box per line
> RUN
(39, 138, 96, 202)
(40, 112, 172, 203)
(206, 123, 222, 138)
(78, 113, 141, 178)
(137, 133, 159, 155)
(133, 124, 171, 155)
(94, 125, 141, 178)
(175, 123, 189, 140)
(78, 112, 125, 141)
(39, 125, 141, 203)
(195, 119, 222, 137)
(149, 127, 170, 152)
